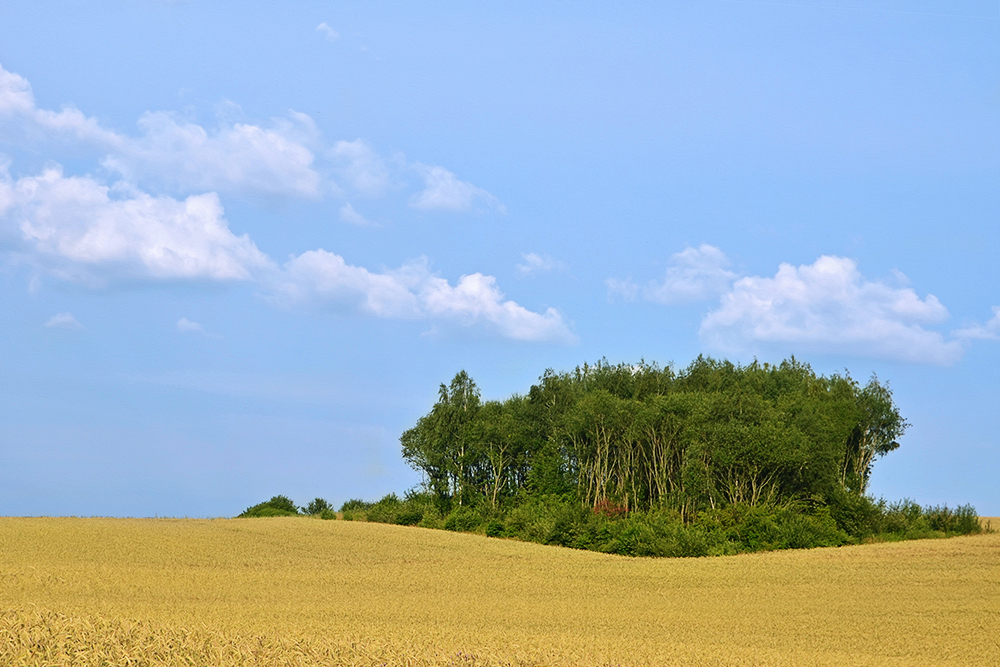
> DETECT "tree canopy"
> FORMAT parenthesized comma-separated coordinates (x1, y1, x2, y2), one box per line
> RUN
(401, 357, 908, 519)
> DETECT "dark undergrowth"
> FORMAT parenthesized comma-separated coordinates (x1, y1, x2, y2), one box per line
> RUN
(329, 490, 985, 557)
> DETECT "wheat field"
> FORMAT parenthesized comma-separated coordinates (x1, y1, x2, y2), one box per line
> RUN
(1, 517, 998, 666)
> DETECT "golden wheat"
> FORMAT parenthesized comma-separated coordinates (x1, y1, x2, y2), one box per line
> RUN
(1, 517, 998, 666)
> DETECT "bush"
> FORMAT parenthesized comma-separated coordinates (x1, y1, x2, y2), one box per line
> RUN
(305, 498, 333, 515)
(339, 499, 370, 512)
(237, 495, 300, 518)
(827, 488, 883, 539)
(926, 504, 982, 535)
(443, 507, 483, 532)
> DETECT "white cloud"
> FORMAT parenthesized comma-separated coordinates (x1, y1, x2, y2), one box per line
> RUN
(102, 110, 321, 197)
(277, 249, 422, 318)
(0, 63, 119, 144)
(331, 139, 391, 197)
(409, 163, 505, 213)
(644, 244, 737, 304)
(605, 276, 640, 303)
(418, 272, 572, 342)
(339, 202, 376, 227)
(273, 251, 574, 342)
(700, 255, 963, 365)
(516, 252, 568, 278)
(2, 64, 573, 343)
(44, 312, 83, 330)
(0, 64, 33, 116)
(316, 22, 340, 41)
(176, 317, 204, 333)
(953, 306, 1000, 341)
(1, 63, 321, 198)
(4, 63, 513, 215)
(6, 166, 272, 282)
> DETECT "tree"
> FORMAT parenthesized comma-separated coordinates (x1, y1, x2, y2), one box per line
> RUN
(841, 375, 908, 493)
(304, 498, 333, 515)
(402, 371, 482, 505)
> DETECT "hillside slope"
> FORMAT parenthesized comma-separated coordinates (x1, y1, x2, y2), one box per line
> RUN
(2, 517, 998, 666)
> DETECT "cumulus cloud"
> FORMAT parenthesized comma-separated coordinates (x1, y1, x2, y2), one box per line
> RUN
(645, 244, 737, 304)
(419, 272, 571, 341)
(331, 139, 391, 197)
(272, 251, 574, 342)
(699, 255, 963, 365)
(1, 63, 321, 198)
(607, 244, 736, 304)
(409, 163, 505, 213)
(277, 250, 423, 318)
(516, 252, 568, 278)
(44, 312, 83, 330)
(3, 63, 513, 214)
(953, 306, 1000, 341)
(1, 64, 563, 343)
(339, 202, 376, 227)
(101, 110, 321, 197)
(0, 64, 119, 144)
(315, 22, 340, 40)
(5, 166, 272, 282)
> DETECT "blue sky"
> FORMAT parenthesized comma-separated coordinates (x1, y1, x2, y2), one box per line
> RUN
(1, 1, 997, 517)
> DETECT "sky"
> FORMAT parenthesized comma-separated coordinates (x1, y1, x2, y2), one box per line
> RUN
(1, 1, 997, 517)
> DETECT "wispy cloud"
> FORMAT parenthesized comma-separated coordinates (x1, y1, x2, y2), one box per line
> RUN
(176, 317, 204, 333)
(606, 244, 736, 304)
(953, 306, 1000, 341)
(645, 244, 737, 304)
(315, 22, 340, 41)
(516, 252, 568, 278)
(44, 312, 83, 330)
(331, 139, 391, 197)
(1, 63, 322, 198)
(605, 276, 639, 303)
(700, 255, 963, 365)
(2, 63, 507, 214)
(339, 202, 376, 227)
(409, 164, 505, 213)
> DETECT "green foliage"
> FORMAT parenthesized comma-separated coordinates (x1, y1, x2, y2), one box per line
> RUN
(402, 361, 909, 519)
(304, 498, 333, 515)
(339, 499, 370, 512)
(237, 495, 300, 518)
(322, 358, 982, 559)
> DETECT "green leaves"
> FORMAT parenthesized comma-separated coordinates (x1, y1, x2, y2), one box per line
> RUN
(401, 358, 909, 522)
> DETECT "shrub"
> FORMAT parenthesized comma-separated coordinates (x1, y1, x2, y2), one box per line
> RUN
(443, 507, 483, 533)
(339, 499, 370, 512)
(237, 495, 300, 518)
(304, 498, 333, 515)
(926, 504, 982, 535)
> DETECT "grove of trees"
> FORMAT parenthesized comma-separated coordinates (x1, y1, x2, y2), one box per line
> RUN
(238, 357, 983, 556)
(401, 357, 907, 519)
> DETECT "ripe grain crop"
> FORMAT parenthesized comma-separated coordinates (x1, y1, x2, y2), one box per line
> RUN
(1, 517, 998, 666)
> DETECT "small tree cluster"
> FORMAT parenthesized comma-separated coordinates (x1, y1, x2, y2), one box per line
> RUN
(401, 357, 909, 520)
